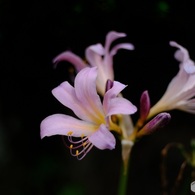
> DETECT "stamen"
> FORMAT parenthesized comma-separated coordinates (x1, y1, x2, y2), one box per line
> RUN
(69, 140, 93, 160)
(68, 136, 88, 144)
(62, 133, 94, 160)
(67, 131, 73, 136)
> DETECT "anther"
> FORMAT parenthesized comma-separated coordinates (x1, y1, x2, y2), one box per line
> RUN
(67, 131, 73, 136)
(70, 144, 73, 149)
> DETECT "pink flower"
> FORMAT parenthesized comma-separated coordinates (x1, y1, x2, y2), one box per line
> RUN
(53, 31, 134, 95)
(40, 67, 137, 159)
(148, 41, 195, 118)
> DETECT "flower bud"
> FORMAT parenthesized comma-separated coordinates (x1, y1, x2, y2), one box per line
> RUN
(137, 112, 171, 138)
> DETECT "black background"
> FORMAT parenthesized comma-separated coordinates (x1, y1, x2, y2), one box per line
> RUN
(0, 0, 195, 194)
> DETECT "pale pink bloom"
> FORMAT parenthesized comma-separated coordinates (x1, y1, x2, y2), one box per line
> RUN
(40, 67, 137, 159)
(53, 31, 134, 95)
(148, 41, 195, 118)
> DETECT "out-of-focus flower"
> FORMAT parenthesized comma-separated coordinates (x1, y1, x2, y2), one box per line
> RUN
(40, 67, 137, 159)
(148, 41, 195, 118)
(53, 31, 134, 95)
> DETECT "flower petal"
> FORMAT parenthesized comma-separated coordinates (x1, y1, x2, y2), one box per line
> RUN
(52, 81, 95, 122)
(88, 124, 116, 150)
(85, 44, 104, 67)
(85, 44, 110, 95)
(40, 114, 98, 139)
(74, 67, 105, 123)
(110, 43, 134, 56)
(106, 97, 137, 116)
(103, 81, 137, 116)
(170, 41, 195, 74)
(178, 99, 195, 113)
(105, 31, 127, 52)
(104, 81, 126, 99)
(53, 51, 87, 71)
(183, 60, 195, 74)
(169, 41, 189, 62)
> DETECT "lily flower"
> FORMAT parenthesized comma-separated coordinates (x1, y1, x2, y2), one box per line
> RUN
(148, 41, 195, 118)
(53, 31, 134, 95)
(40, 67, 137, 159)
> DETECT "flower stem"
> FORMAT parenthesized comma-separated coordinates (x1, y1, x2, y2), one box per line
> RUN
(117, 158, 130, 195)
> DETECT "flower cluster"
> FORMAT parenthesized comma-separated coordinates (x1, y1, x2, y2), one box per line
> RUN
(40, 31, 195, 168)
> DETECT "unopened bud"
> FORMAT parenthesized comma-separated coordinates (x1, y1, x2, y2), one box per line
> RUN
(105, 79, 114, 92)
(140, 90, 150, 122)
(137, 112, 171, 137)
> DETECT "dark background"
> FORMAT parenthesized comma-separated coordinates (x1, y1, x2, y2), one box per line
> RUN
(0, 0, 195, 194)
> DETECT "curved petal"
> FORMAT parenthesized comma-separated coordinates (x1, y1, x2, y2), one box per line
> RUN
(103, 81, 137, 116)
(85, 44, 104, 67)
(53, 51, 87, 71)
(160, 68, 189, 102)
(110, 43, 134, 56)
(105, 81, 126, 99)
(40, 114, 98, 139)
(52, 81, 99, 123)
(169, 41, 189, 62)
(170, 41, 195, 74)
(105, 31, 127, 53)
(104, 32, 131, 79)
(103, 81, 127, 111)
(88, 124, 116, 150)
(74, 67, 105, 123)
(85, 45, 110, 95)
(106, 97, 137, 116)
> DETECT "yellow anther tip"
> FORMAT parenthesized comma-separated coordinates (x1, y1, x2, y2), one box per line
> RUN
(67, 131, 73, 136)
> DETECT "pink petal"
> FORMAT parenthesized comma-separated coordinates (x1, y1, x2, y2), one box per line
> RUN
(178, 99, 195, 113)
(104, 31, 132, 73)
(52, 80, 99, 123)
(106, 97, 137, 116)
(103, 81, 127, 111)
(169, 41, 189, 62)
(85, 44, 104, 67)
(104, 81, 126, 99)
(88, 124, 116, 150)
(53, 51, 87, 71)
(40, 114, 98, 139)
(170, 41, 195, 74)
(110, 43, 134, 56)
(103, 81, 137, 116)
(183, 60, 195, 74)
(105, 31, 127, 53)
(74, 67, 105, 122)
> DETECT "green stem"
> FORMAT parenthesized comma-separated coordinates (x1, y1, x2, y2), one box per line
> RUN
(117, 158, 130, 195)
